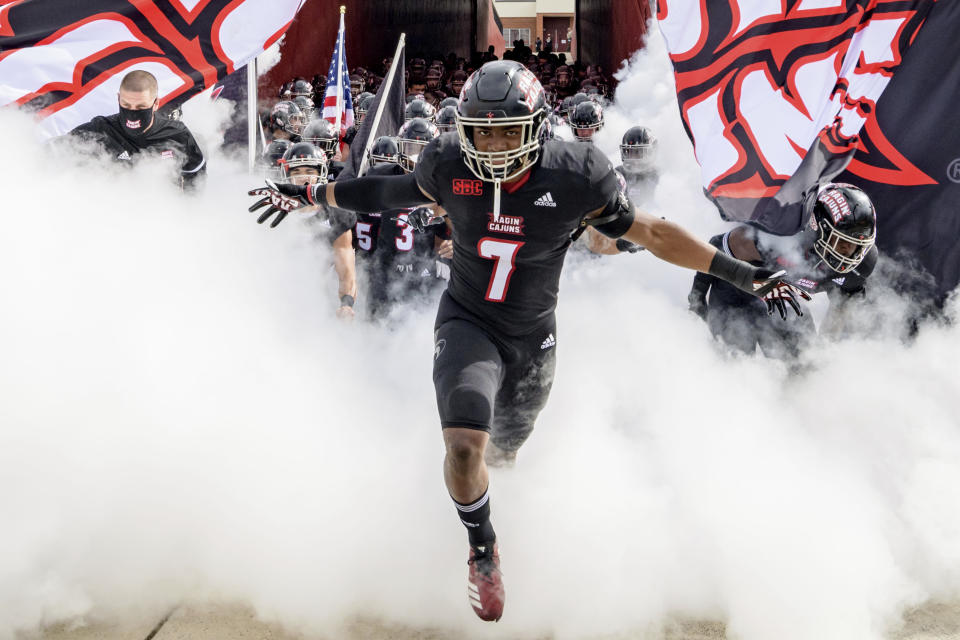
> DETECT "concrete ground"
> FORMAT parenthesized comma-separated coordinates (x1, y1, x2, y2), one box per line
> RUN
(20, 600, 960, 640)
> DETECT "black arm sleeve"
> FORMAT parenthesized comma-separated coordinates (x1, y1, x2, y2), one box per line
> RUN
(332, 172, 434, 213)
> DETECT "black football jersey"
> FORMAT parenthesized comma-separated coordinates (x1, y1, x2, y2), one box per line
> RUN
(353, 163, 404, 258)
(415, 133, 620, 336)
(375, 206, 445, 273)
(68, 114, 205, 184)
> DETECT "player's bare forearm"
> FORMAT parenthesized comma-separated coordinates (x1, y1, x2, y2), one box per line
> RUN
(621, 211, 716, 272)
(332, 231, 357, 298)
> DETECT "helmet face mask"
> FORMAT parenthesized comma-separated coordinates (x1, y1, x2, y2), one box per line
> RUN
(270, 101, 306, 136)
(568, 101, 604, 143)
(301, 119, 339, 157)
(620, 126, 657, 173)
(293, 96, 315, 121)
(398, 117, 440, 173)
(806, 183, 877, 274)
(435, 105, 457, 133)
(368, 136, 400, 167)
(264, 139, 291, 182)
(281, 142, 328, 185)
(456, 61, 546, 183)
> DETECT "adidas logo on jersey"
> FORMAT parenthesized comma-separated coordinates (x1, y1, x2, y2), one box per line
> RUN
(117, 150, 131, 161)
(534, 192, 557, 207)
(540, 333, 556, 350)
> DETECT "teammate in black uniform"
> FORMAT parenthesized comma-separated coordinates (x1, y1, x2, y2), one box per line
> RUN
(251, 141, 357, 319)
(617, 126, 659, 205)
(689, 182, 878, 359)
(247, 60, 807, 622)
(359, 122, 450, 319)
(352, 137, 401, 265)
(68, 70, 205, 189)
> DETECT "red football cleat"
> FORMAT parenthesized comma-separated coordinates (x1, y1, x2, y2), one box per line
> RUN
(467, 543, 504, 622)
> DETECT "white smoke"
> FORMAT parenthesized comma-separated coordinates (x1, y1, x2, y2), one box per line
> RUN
(0, 25, 959, 640)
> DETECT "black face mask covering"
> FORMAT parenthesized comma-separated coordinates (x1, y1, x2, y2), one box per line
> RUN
(118, 103, 155, 138)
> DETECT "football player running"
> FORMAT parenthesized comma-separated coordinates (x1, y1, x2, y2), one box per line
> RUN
(247, 60, 807, 622)
(688, 182, 877, 359)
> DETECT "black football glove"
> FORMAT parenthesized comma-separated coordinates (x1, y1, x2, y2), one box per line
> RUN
(247, 180, 322, 228)
(762, 281, 812, 320)
(393, 207, 445, 233)
(751, 270, 813, 319)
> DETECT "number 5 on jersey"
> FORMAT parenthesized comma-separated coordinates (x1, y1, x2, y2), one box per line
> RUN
(478, 237, 524, 302)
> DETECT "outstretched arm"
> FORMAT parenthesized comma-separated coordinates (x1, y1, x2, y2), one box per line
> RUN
(619, 209, 718, 273)
(249, 172, 436, 227)
(323, 172, 436, 212)
(583, 201, 809, 308)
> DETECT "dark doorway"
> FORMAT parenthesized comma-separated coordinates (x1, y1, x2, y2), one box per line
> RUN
(542, 16, 573, 54)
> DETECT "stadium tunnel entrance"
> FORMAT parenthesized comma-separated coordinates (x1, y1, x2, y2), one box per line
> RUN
(261, 0, 652, 97)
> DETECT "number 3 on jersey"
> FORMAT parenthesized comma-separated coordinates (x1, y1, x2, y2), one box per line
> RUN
(477, 237, 524, 302)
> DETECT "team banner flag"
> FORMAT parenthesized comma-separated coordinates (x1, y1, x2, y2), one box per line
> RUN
(320, 7, 353, 138)
(340, 38, 406, 180)
(0, 0, 307, 138)
(658, 0, 935, 235)
(836, 0, 960, 299)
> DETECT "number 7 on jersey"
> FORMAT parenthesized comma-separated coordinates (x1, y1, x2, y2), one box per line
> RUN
(477, 237, 524, 302)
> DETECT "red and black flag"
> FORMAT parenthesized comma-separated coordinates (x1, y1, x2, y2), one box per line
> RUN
(658, 0, 935, 235)
(0, 0, 306, 137)
(836, 0, 960, 299)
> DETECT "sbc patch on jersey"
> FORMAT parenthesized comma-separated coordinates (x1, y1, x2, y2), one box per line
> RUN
(453, 179, 483, 196)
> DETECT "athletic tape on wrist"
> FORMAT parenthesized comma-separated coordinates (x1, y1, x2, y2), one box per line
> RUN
(707, 250, 755, 292)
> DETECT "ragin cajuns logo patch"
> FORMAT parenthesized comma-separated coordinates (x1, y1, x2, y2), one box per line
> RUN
(514, 67, 543, 113)
(487, 213, 524, 236)
(819, 189, 851, 224)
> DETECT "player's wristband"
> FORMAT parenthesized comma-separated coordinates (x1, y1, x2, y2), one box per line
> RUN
(707, 250, 756, 292)
(340, 294, 355, 308)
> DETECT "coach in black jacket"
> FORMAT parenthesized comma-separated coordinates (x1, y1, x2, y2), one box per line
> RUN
(68, 70, 205, 189)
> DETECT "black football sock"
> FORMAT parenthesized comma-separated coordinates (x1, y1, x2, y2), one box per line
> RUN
(453, 487, 496, 548)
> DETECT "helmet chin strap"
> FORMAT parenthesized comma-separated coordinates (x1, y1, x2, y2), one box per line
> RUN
(493, 178, 502, 222)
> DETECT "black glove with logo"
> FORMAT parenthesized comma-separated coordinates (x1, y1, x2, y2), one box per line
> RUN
(247, 180, 324, 228)
(761, 281, 812, 320)
(392, 207, 445, 233)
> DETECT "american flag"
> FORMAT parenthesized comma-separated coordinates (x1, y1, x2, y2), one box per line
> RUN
(321, 9, 354, 136)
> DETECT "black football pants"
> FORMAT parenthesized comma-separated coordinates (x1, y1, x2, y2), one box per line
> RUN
(432, 292, 557, 454)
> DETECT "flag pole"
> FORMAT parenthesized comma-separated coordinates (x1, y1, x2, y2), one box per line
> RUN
(334, 5, 345, 136)
(357, 33, 406, 177)
(247, 56, 259, 173)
